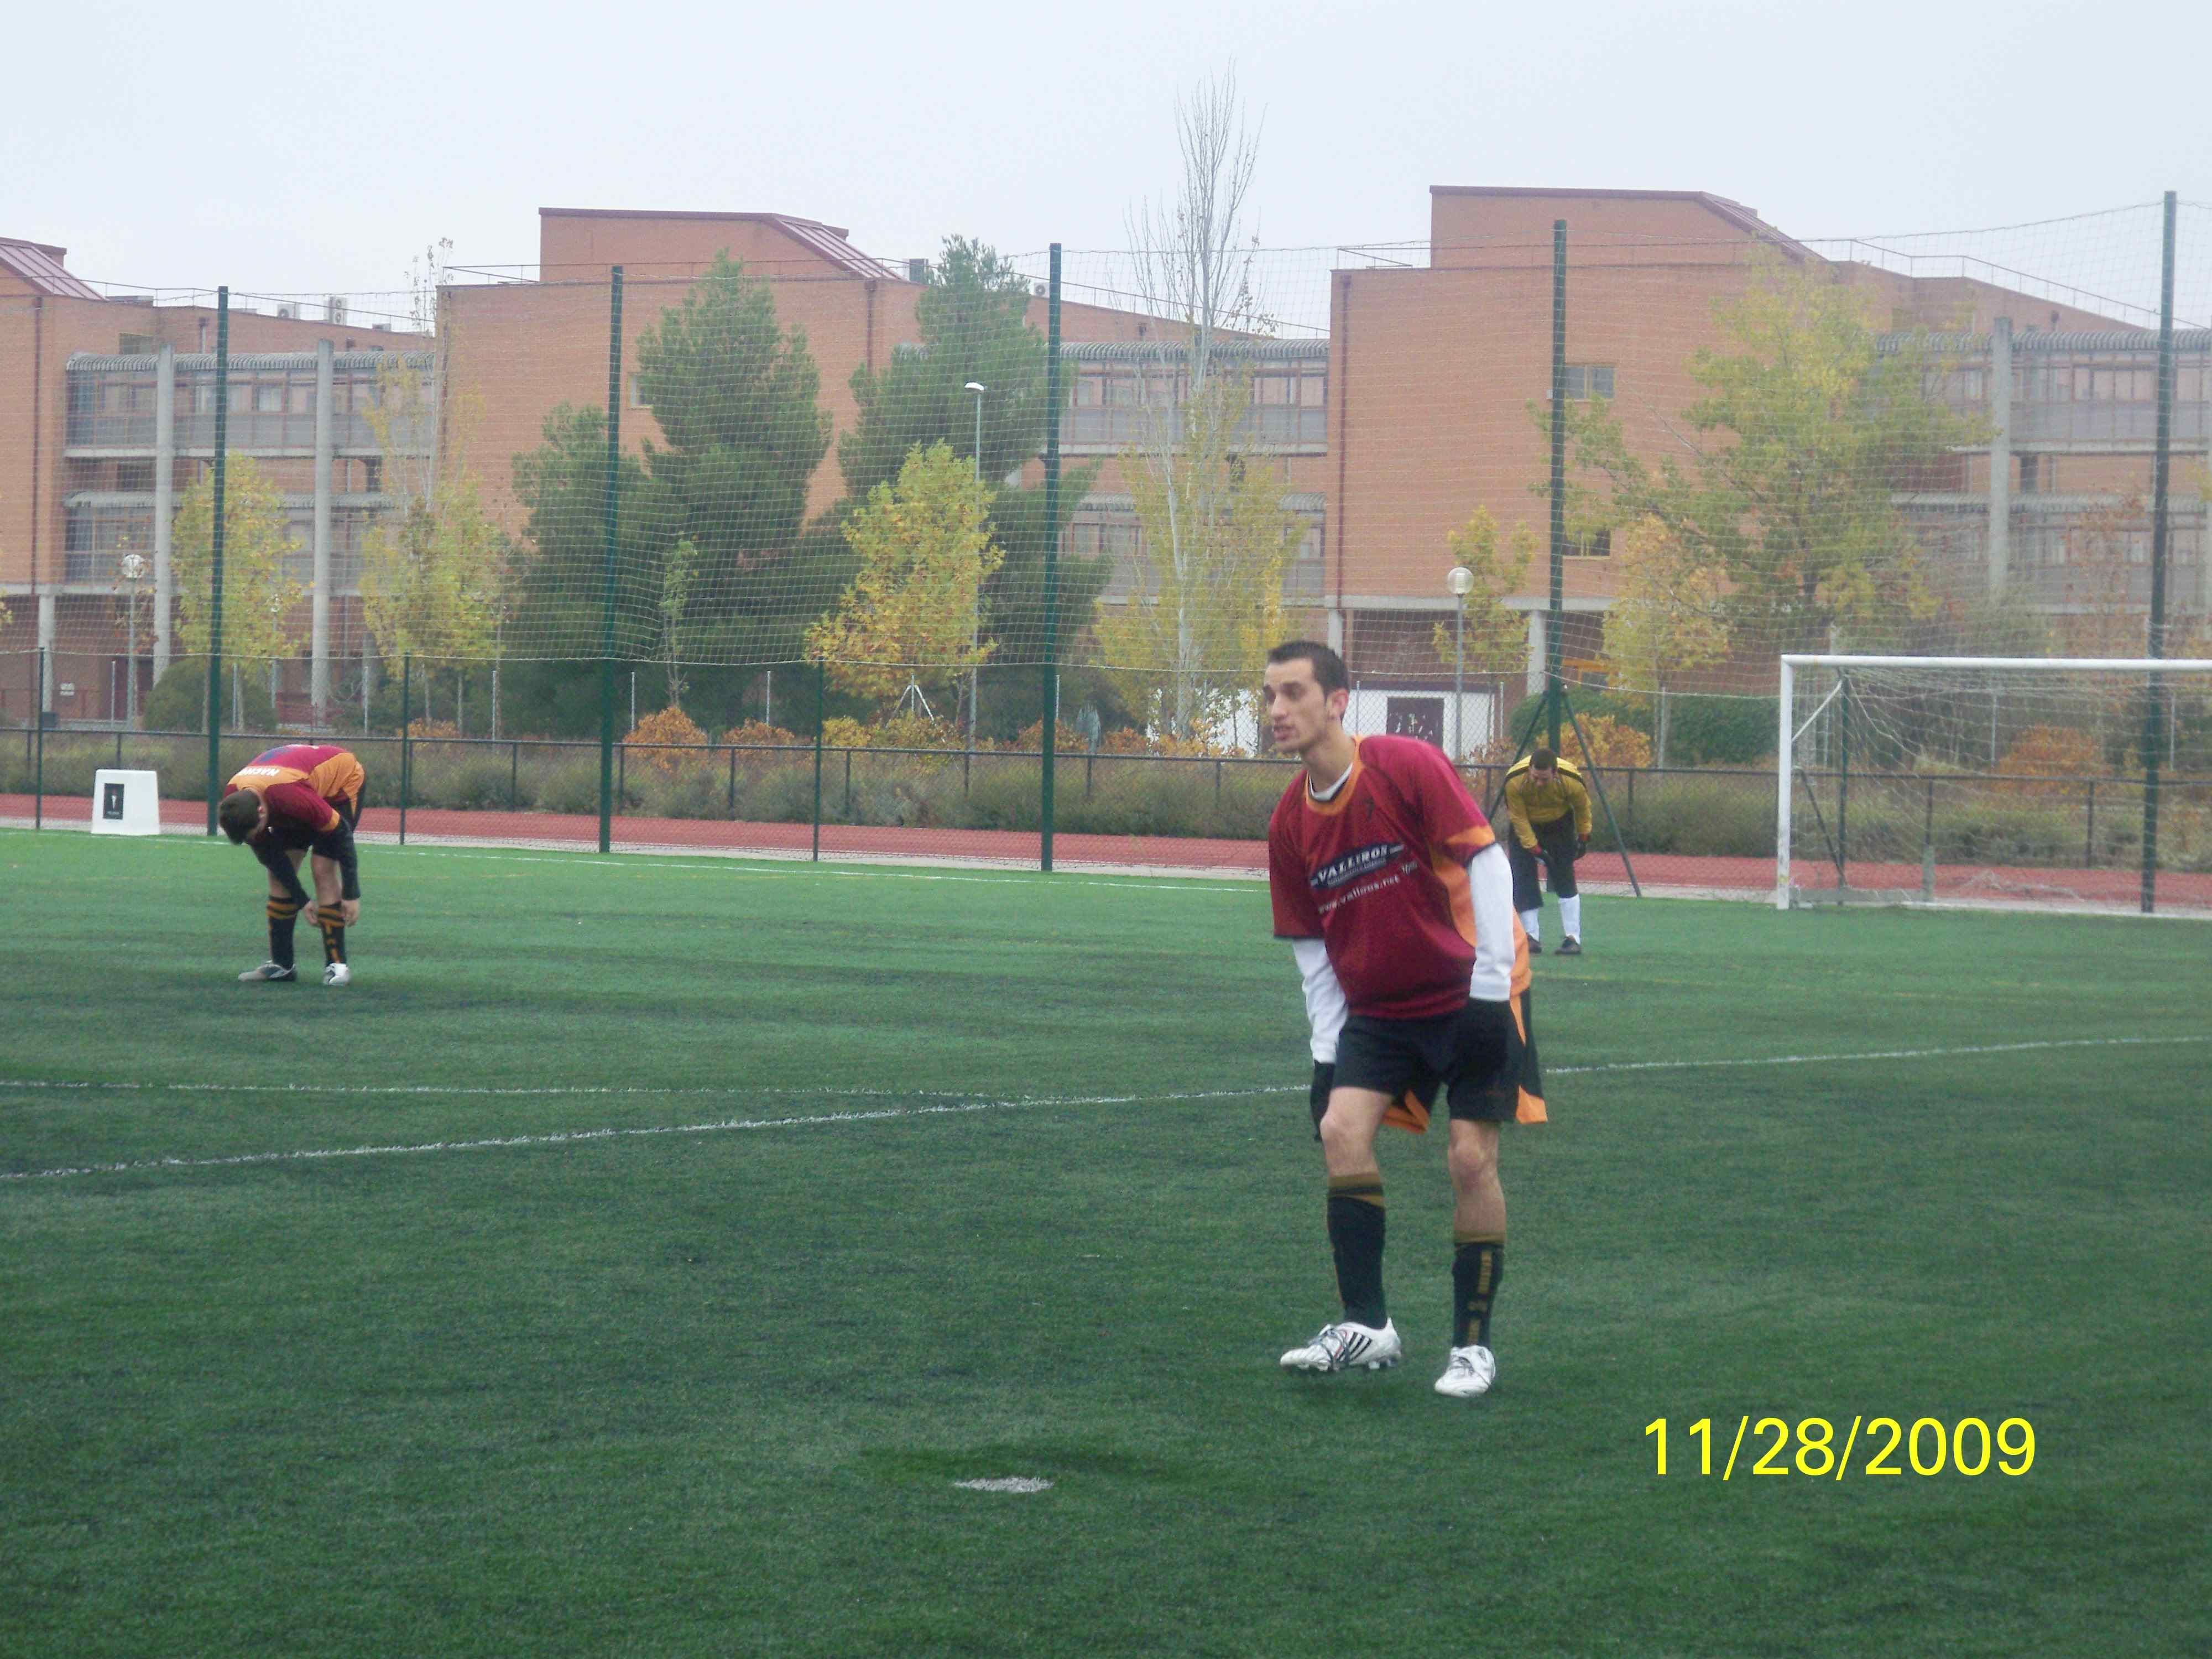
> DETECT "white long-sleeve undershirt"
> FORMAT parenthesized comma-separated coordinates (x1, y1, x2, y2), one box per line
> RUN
(1289, 839, 1520, 1061)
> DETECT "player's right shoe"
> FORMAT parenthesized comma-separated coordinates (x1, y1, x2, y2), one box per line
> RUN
(1525, 938, 1543, 955)
(238, 962, 296, 982)
(1434, 1344, 1498, 1398)
(1280, 1319, 1401, 1374)
(1557, 937, 1582, 956)
(322, 962, 351, 987)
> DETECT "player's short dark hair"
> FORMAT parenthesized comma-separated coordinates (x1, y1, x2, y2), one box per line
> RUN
(1267, 640, 1348, 696)
(1530, 748, 1558, 770)
(217, 789, 260, 844)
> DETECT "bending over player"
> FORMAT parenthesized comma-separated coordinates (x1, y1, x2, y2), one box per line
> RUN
(1263, 641, 1543, 1399)
(217, 744, 366, 987)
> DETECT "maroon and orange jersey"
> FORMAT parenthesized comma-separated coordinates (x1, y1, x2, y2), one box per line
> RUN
(1269, 734, 1530, 1020)
(222, 744, 364, 835)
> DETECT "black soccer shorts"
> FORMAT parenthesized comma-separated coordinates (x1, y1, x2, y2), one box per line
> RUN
(1334, 995, 1534, 1125)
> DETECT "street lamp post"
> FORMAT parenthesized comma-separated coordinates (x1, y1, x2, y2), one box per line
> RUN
(964, 380, 987, 745)
(1447, 564, 1474, 761)
(119, 552, 150, 729)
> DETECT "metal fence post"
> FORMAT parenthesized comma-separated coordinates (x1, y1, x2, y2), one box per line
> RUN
(1039, 243, 1063, 873)
(33, 648, 45, 830)
(2084, 779, 2096, 868)
(398, 653, 411, 847)
(598, 266, 625, 859)
(811, 658, 826, 862)
(205, 288, 231, 835)
(2140, 191, 2177, 915)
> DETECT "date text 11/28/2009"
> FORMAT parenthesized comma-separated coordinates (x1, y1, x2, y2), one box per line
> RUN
(1644, 1416, 2034, 1479)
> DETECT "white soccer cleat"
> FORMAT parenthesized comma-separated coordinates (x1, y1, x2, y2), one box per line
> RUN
(322, 962, 351, 987)
(238, 962, 296, 983)
(1280, 1319, 1401, 1374)
(1433, 1344, 1497, 1399)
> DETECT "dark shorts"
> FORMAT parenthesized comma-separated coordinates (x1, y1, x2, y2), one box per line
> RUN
(1509, 819, 1579, 908)
(1335, 993, 1542, 1125)
(258, 791, 362, 860)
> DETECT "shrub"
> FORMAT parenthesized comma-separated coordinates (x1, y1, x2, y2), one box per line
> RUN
(721, 720, 802, 749)
(623, 707, 711, 779)
(1559, 714, 1651, 769)
(403, 745, 524, 811)
(143, 660, 276, 734)
(1662, 695, 1772, 765)
(1996, 726, 2100, 795)
(735, 763, 823, 824)
(636, 763, 729, 820)
(534, 756, 634, 817)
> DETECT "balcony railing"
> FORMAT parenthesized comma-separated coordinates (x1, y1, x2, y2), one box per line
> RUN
(1063, 403, 1327, 452)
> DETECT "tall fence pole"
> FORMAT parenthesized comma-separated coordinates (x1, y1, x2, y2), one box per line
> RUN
(398, 653, 411, 847)
(1546, 221, 1568, 753)
(33, 648, 45, 830)
(1040, 243, 1063, 873)
(599, 267, 625, 856)
(811, 659, 825, 863)
(2140, 192, 2177, 915)
(204, 288, 231, 833)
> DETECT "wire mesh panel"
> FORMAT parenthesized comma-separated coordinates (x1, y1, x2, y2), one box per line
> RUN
(1782, 656, 2212, 914)
(8, 201, 2207, 880)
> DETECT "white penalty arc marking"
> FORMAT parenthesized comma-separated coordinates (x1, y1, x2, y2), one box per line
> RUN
(2, 1034, 2205, 1186)
(953, 1477, 1054, 1494)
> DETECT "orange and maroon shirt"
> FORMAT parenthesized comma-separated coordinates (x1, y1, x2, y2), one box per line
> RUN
(1269, 734, 1525, 1020)
(222, 744, 364, 835)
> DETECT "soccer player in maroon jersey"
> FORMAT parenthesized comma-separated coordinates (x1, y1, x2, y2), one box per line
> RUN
(1262, 641, 1543, 1398)
(216, 744, 366, 986)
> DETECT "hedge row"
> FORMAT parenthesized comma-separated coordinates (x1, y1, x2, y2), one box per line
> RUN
(8, 731, 2209, 870)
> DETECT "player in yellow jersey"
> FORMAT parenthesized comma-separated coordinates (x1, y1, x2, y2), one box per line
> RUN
(1503, 748, 1591, 954)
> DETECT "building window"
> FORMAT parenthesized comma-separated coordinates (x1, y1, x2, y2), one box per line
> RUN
(629, 373, 649, 409)
(115, 460, 155, 494)
(1564, 528, 1612, 558)
(119, 332, 158, 355)
(1558, 364, 1615, 400)
(255, 382, 285, 414)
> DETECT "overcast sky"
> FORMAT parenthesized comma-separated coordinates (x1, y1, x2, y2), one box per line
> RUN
(7, 0, 2208, 316)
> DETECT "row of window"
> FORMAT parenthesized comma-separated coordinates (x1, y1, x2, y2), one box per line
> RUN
(1932, 362, 2211, 405)
(78, 375, 405, 416)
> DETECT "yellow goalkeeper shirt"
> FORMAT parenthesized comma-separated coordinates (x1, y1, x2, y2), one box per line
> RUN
(1503, 756, 1592, 849)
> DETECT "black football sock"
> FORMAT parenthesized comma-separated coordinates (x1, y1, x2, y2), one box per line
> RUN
(1327, 1175, 1387, 1328)
(266, 898, 299, 969)
(319, 914, 347, 967)
(1452, 1233, 1505, 1349)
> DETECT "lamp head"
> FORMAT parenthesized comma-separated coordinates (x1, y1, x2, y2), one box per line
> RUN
(1447, 565, 1475, 598)
(964, 382, 987, 395)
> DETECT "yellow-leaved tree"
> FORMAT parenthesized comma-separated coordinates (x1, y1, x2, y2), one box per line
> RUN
(1431, 506, 1538, 676)
(1599, 515, 1732, 766)
(170, 456, 302, 665)
(1095, 370, 1304, 742)
(357, 356, 506, 670)
(805, 442, 1003, 711)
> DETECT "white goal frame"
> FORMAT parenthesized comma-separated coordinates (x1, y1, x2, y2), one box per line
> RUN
(1776, 654, 2212, 910)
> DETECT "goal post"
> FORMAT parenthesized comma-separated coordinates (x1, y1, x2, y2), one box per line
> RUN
(1777, 655, 2212, 915)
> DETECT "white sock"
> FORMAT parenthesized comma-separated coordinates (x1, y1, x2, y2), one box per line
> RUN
(1519, 908, 1541, 942)
(1561, 895, 1582, 940)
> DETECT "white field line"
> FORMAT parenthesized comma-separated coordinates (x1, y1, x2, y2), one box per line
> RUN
(3, 1034, 2205, 1187)
(0, 826, 1267, 895)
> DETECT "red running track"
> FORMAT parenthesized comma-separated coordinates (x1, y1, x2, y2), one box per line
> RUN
(6, 791, 2206, 910)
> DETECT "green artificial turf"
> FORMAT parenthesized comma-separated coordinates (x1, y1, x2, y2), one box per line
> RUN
(2, 829, 2206, 1657)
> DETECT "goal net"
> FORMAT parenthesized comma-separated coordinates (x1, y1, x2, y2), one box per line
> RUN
(1778, 655, 2212, 915)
